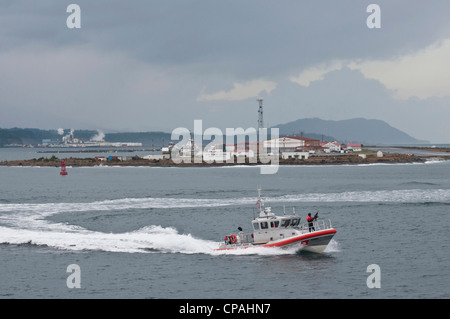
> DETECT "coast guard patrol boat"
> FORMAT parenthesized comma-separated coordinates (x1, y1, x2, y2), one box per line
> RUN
(216, 189, 337, 253)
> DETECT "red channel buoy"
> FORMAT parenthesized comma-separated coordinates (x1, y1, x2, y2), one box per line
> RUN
(60, 161, 68, 176)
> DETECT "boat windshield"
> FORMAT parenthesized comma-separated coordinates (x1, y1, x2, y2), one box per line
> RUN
(270, 220, 280, 228)
(281, 218, 300, 227)
(254, 217, 300, 230)
(291, 218, 300, 226)
(281, 219, 290, 227)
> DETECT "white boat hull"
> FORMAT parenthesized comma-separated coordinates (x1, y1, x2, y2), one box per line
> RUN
(216, 228, 336, 253)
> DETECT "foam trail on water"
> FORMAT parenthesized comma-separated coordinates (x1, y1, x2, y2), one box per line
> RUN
(0, 225, 303, 256)
(211, 245, 302, 256)
(0, 225, 218, 254)
(274, 189, 450, 203)
(0, 188, 448, 219)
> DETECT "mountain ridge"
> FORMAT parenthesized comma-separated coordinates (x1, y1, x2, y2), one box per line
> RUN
(272, 117, 428, 145)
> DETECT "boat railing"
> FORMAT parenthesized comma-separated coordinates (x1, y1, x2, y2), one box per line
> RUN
(221, 232, 254, 246)
(297, 219, 333, 232)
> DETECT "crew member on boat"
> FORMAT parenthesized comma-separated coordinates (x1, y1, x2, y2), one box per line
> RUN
(307, 212, 317, 232)
(237, 227, 245, 243)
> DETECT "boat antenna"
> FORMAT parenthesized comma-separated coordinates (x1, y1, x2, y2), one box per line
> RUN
(257, 188, 264, 215)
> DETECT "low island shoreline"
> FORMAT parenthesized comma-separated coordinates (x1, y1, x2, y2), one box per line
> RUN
(0, 152, 448, 168)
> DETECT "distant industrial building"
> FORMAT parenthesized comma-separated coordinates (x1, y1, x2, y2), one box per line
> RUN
(42, 130, 142, 148)
(42, 139, 58, 146)
(263, 136, 321, 152)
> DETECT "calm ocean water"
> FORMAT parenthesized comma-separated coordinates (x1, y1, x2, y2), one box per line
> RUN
(0, 148, 449, 299)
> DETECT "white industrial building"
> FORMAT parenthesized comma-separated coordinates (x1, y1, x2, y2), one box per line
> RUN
(263, 136, 321, 152)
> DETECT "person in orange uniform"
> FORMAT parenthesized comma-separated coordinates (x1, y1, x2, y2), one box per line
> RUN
(307, 212, 316, 232)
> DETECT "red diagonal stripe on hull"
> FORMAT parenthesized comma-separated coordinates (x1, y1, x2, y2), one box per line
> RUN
(262, 229, 337, 247)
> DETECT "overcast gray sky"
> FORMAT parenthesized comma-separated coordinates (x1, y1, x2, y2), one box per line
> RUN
(0, 1, 449, 143)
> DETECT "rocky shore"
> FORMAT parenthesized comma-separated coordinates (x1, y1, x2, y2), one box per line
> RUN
(0, 152, 443, 168)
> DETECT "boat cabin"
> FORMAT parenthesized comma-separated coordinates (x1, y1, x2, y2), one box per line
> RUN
(252, 216, 301, 231)
(250, 207, 302, 244)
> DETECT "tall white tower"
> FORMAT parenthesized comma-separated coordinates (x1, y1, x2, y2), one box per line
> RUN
(257, 98, 264, 132)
